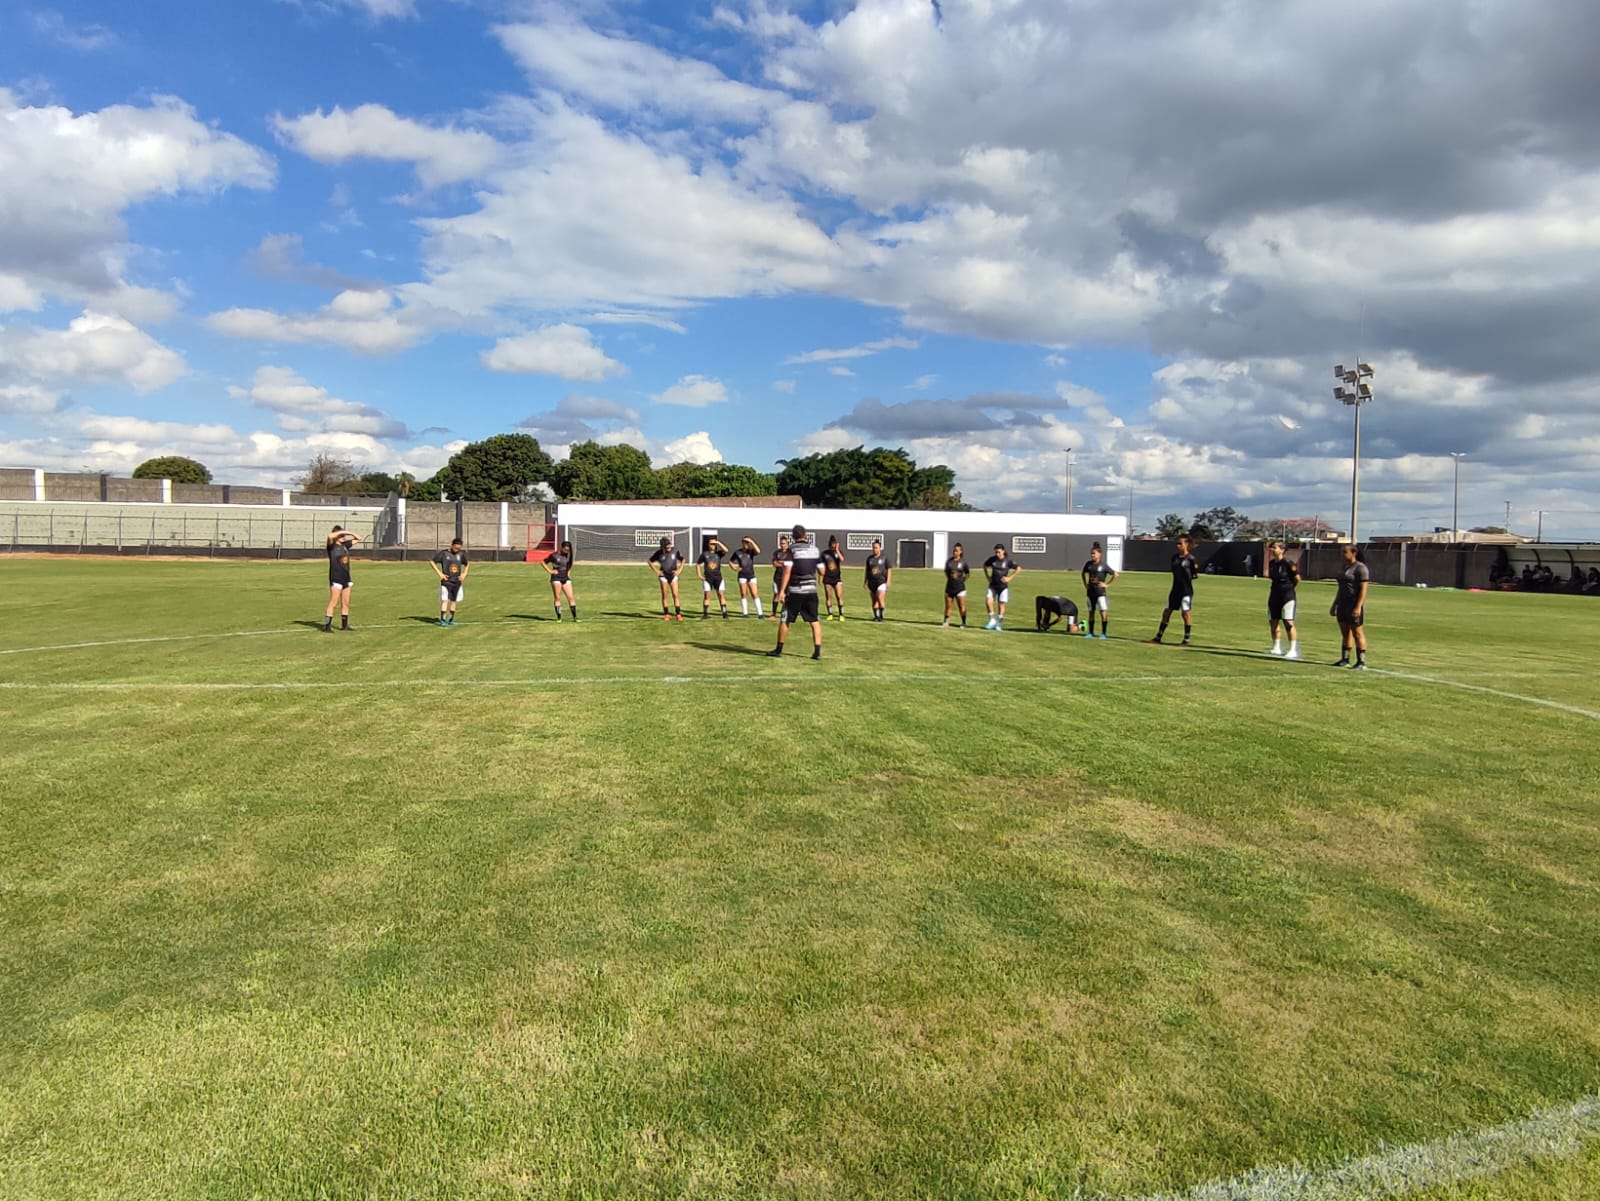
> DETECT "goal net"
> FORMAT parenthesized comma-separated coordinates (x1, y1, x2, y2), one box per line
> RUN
(568, 526, 693, 562)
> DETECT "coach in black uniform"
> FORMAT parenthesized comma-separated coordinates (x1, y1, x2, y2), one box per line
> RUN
(769, 524, 824, 659)
(322, 525, 360, 632)
(648, 536, 685, 621)
(1265, 541, 1299, 659)
(1149, 534, 1198, 645)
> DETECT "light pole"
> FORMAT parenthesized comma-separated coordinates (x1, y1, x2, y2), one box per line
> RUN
(1334, 361, 1375, 540)
(1064, 448, 1074, 514)
(1450, 452, 1465, 539)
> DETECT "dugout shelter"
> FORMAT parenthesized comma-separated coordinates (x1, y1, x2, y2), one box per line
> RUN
(555, 503, 1127, 573)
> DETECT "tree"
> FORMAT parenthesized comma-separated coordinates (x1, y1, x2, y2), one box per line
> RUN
(429, 434, 555, 502)
(655, 461, 778, 499)
(297, 453, 361, 494)
(775, 446, 961, 509)
(132, 455, 211, 485)
(550, 441, 658, 501)
(357, 471, 401, 495)
(1193, 506, 1246, 540)
(1155, 513, 1189, 539)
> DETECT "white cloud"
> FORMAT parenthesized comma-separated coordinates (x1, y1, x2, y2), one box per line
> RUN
(481, 324, 626, 381)
(29, 11, 117, 51)
(588, 311, 688, 334)
(908, 374, 938, 391)
(772, 379, 797, 394)
(227, 365, 410, 439)
(0, 90, 273, 313)
(827, 365, 854, 377)
(784, 335, 918, 364)
(206, 289, 420, 355)
(0, 311, 186, 393)
(0, 383, 61, 414)
(274, 104, 500, 188)
(653, 374, 728, 407)
(338, 0, 416, 19)
(659, 431, 722, 465)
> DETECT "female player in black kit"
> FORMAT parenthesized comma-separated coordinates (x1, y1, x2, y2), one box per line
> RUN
(543, 540, 577, 621)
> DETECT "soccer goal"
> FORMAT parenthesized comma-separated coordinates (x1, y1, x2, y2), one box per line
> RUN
(568, 526, 692, 562)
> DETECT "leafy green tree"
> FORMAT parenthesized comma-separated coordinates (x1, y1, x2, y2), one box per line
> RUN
(429, 434, 555, 502)
(776, 446, 960, 509)
(297, 452, 361, 494)
(551, 441, 658, 501)
(132, 455, 211, 485)
(357, 471, 400, 495)
(1193, 506, 1246, 540)
(1155, 512, 1188, 539)
(656, 461, 777, 499)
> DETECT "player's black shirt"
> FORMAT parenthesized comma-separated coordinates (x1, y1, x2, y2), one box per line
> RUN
(1268, 557, 1299, 600)
(548, 550, 572, 580)
(864, 553, 889, 584)
(327, 537, 353, 582)
(821, 549, 843, 580)
(1171, 552, 1198, 593)
(771, 547, 788, 586)
(728, 548, 756, 578)
(1337, 560, 1370, 608)
(1082, 559, 1114, 595)
(696, 549, 724, 578)
(433, 549, 468, 581)
(783, 540, 823, 594)
(983, 555, 1018, 590)
(944, 556, 970, 585)
(649, 547, 682, 575)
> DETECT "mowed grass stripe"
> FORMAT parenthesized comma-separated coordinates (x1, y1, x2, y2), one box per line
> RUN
(2, 559, 1598, 1199)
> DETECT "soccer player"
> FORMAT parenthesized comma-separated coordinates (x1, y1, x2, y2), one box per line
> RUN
(1148, 534, 1199, 645)
(1332, 543, 1371, 669)
(767, 523, 824, 660)
(730, 536, 762, 617)
(864, 538, 891, 621)
(1081, 541, 1116, 638)
(982, 542, 1020, 630)
(770, 534, 790, 619)
(322, 525, 360, 632)
(1036, 595, 1081, 633)
(431, 537, 469, 625)
(1265, 541, 1300, 658)
(942, 542, 971, 627)
(543, 539, 577, 621)
(648, 535, 685, 621)
(821, 535, 846, 620)
(696, 535, 731, 619)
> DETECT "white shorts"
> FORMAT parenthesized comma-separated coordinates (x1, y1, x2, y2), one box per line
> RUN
(703, 579, 725, 593)
(440, 584, 464, 602)
(991, 587, 1009, 605)
(1091, 594, 1109, 612)
(1276, 599, 1297, 621)
(874, 582, 888, 595)
(1179, 595, 1192, 613)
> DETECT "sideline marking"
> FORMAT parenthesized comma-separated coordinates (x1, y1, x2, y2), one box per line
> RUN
(1373, 668, 1600, 723)
(1130, 1092, 1600, 1201)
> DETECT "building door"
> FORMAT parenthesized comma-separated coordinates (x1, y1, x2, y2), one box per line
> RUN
(897, 539, 928, 568)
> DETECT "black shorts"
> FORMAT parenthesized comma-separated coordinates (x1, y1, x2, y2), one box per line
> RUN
(703, 573, 724, 590)
(442, 579, 462, 600)
(1167, 588, 1193, 612)
(783, 592, 820, 624)
(659, 571, 677, 584)
(945, 581, 967, 598)
(823, 574, 842, 588)
(1268, 594, 1296, 621)
(329, 575, 351, 590)
(550, 574, 570, 586)
(738, 573, 756, 584)
(1335, 608, 1364, 628)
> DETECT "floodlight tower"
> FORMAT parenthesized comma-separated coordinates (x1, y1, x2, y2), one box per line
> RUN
(1449, 452, 1465, 539)
(1334, 361, 1375, 541)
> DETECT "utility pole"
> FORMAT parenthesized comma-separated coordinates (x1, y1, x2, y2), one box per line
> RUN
(1064, 449, 1074, 514)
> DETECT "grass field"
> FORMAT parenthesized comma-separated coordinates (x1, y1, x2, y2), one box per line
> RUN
(2, 556, 1598, 1200)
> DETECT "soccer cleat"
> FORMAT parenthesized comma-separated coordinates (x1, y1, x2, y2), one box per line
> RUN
(1351, 661, 1367, 670)
(1333, 657, 1350, 667)
(765, 647, 783, 657)
(1284, 646, 1298, 660)
(675, 613, 684, 622)
(439, 618, 449, 626)
(811, 648, 821, 660)
(1268, 646, 1282, 656)
(1145, 636, 1162, 644)
(1179, 639, 1190, 646)
(941, 618, 949, 627)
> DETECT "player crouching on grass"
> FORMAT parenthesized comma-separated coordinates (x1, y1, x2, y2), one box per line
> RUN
(649, 535, 685, 621)
(323, 525, 360, 632)
(768, 523, 824, 660)
(431, 537, 468, 626)
(1036, 595, 1081, 634)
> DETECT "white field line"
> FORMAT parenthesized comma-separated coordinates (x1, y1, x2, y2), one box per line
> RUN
(1130, 1093, 1600, 1201)
(1370, 668, 1600, 723)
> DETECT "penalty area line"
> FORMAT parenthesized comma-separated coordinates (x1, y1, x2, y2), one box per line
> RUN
(1373, 667, 1600, 723)
(1130, 1092, 1600, 1201)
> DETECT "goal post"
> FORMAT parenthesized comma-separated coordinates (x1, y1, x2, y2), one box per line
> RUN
(568, 526, 692, 562)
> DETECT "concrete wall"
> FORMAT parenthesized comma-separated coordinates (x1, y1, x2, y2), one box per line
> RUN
(0, 469, 36, 501)
(0, 502, 382, 550)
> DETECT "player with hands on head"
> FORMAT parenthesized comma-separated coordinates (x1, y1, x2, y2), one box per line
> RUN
(696, 535, 731, 619)
(730, 536, 762, 617)
(323, 525, 361, 632)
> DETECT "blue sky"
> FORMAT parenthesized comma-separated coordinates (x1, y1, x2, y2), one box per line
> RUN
(3, 0, 1600, 538)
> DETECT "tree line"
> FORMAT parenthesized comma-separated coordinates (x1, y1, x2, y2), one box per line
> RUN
(1151, 508, 1329, 542)
(132, 440, 965, 509)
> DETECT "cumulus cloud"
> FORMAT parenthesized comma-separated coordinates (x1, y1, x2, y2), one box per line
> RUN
(227, 365, 410, 439)
(248, 233, 382, 292)
(273, 104, 500, 188)
(206, 289, 420, 354)
(652, 374, 728, 407)
(481, 324, 626, 381)
(659, 431, 722, 465)
(0, 311, 186, 393)
(518, 393, 641, 446)
(784, 335, 918, 364)
(0, 90, 273, 314)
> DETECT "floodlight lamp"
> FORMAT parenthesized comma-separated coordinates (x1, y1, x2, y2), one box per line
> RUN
(1334, 387, 1346, 400)
(1357, 362, 1374, 376)
(1357, 383, 1372, 399)
(1334, 364, 1346, 377)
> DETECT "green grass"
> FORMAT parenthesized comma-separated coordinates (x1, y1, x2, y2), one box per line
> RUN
(2, 558, 1598, 1199)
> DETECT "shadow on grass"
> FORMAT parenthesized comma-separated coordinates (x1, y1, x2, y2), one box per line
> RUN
(688, 641, 775, 657)
(504, 613, 551, 621)
(602, 610, 684, 621)
(292, 619, 329, 631)
(401, 615, 450, 625)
